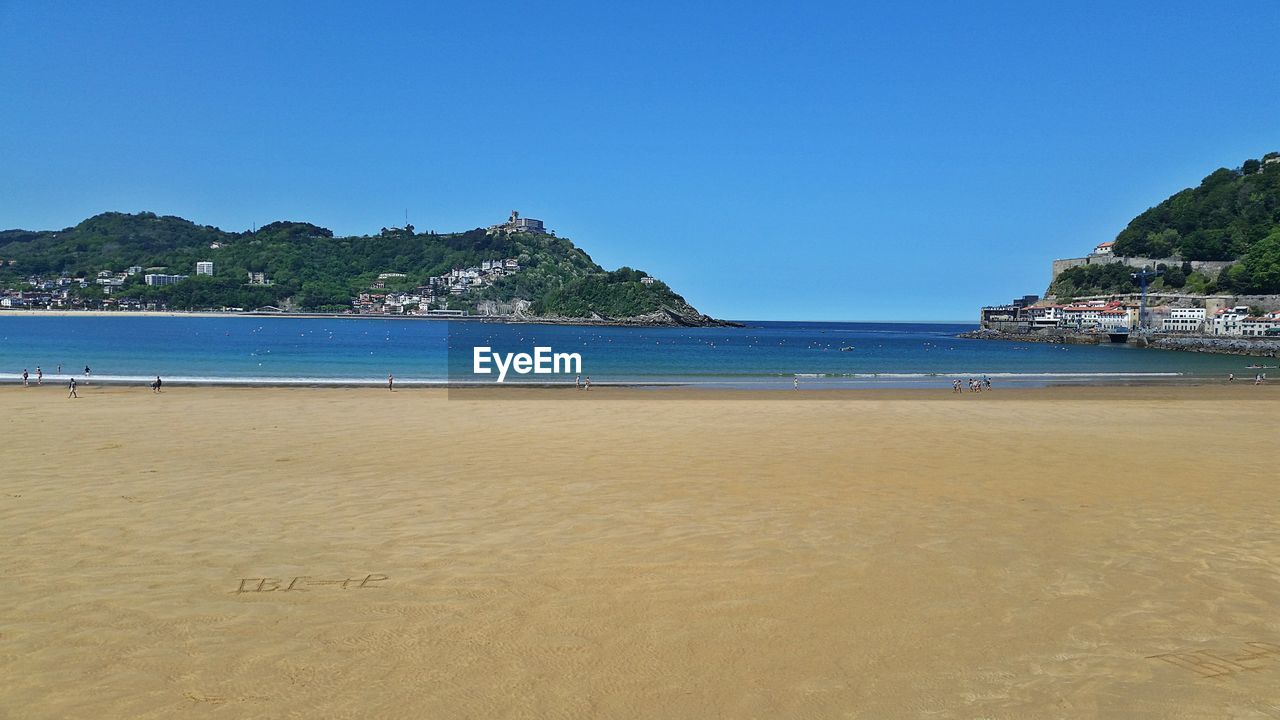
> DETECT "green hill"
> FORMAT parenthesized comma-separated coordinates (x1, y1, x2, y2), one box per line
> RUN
(1051, 152, 1280, 297)
(0, 212, 719, 323)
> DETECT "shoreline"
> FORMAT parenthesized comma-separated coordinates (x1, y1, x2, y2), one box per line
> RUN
(4, 377, 1272, 393)
(0, 308, 740, 327)
(962, 327, 1280, 358)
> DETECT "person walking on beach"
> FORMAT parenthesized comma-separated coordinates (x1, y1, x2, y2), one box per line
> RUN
(794, 376, 799, 391)
(22, 369, 28, 387)
(387, 373, 394, 391)
(36, 367, 42, 385)
(151, 376, 162, 393)
(1229, 373, 1235, 383)
(1255, 373, 1263, 385)
(575, 375, 582, 389)
(67, 377, 78, 398)
(584, 376, 592, 390)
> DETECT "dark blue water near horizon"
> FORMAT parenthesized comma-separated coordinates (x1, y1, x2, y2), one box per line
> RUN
(0, 315, 1255, 387)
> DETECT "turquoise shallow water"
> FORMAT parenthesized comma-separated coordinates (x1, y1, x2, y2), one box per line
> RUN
(0, 315, 1257, 388)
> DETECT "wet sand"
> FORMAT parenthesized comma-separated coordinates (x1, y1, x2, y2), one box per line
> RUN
(2, 385, 1279, 718)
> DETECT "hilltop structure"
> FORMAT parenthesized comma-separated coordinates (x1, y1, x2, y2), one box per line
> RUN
(489, 211, 551, 236)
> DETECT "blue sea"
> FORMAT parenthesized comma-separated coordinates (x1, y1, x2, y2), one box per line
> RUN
(0, 315, 1256, 388)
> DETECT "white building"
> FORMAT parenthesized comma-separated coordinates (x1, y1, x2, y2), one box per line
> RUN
(1093, 241, 1115, 255)
(1209, 306, 1251, 336)
(1097, 308, 1132, 330)
(1060, 302, 1135, 330)
(640, 276, 656, 285)
(1025, 305, 1063, 328)
(1060, 303, 1107, 328)
(1162, 307, 1206, 333)
(1241, 317, 1280, 337)
(196, 261, 214, 276)
(145, 273, 189, 286)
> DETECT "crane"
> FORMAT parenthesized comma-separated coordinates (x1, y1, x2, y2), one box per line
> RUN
(1130, 266, 1162, 331)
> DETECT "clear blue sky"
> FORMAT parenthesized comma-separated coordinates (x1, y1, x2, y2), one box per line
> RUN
(2, 1, 1277, 321)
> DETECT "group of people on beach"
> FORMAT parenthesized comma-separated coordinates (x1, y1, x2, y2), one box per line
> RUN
(19, 364, 85, 390)
(575, 375, 592, 390)
(953, 376, 992, 393)
(1227, 372, 1268, 385)
(16, 363, 169, 397)
(21, 366, 42, 387)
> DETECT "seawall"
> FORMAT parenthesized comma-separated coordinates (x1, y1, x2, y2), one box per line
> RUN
(1130, 335, 1280, 358)
(957, 328, 1106, 345)
(962, 328, 1280, 357)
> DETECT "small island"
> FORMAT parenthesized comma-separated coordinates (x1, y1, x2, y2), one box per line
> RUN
(0, 210, 735, 327)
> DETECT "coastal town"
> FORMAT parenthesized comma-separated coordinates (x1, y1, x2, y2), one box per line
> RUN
(0, 212, 562, 316)
(0, 255, 534, 316)
(981, 295, 1280, 337)
(978, 239, 1280, 342)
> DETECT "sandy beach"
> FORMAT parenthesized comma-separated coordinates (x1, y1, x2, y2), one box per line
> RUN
(2, 385, 1279, 718)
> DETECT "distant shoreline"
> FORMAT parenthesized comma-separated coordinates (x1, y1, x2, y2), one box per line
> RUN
(0, 308, 736, 327)
(0, 309, 975, 324)
(0, 308, 525, 321)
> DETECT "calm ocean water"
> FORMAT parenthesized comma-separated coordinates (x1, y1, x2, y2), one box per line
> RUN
(0, 315, 1255, 388)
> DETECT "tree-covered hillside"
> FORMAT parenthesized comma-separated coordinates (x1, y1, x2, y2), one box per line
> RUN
(0, 212, 709, 320)
(1113, 153, 1280, 261)
(1050, 152, 1280, 297)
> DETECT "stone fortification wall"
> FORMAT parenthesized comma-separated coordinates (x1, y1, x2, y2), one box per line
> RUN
(1049, 254, 1235, 282)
